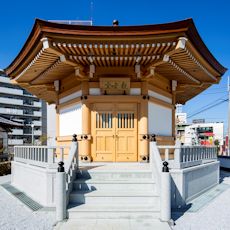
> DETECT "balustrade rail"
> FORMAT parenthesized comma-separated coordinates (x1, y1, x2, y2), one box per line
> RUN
(14, 146, 70, 168)
(157, 142, 217, 169)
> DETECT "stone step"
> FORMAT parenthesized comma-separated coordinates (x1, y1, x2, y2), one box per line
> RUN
(73, 179, 157, 192)
(69, 190, 160, 206)
(76, 170, 153, 180)
(67, 204, 160, 219)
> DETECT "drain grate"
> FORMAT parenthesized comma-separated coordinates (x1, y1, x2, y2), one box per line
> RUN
(1, 183, 43, 211)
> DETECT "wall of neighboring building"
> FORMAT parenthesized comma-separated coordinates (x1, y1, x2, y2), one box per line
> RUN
(0, 74, 46, 146)
(0, 128, 8, 154)
(184, 122, 224, 146)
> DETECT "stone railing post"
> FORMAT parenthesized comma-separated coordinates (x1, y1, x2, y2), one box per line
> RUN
(160, 161, 171, 222)
(174, 140, 181, 169)
(149, 134, 156, 167)
(56, 161, 66, 222)
(72, 134, 79, 170)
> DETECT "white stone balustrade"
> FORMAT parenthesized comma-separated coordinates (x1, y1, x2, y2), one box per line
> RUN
(14, 145, 70, 168)
(157, 142, 217, 169)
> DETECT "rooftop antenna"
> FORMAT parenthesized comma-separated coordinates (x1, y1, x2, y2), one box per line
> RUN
(90, 0, 93, 25)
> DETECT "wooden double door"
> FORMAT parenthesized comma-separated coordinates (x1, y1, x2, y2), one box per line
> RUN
(92, 103, 137, 162)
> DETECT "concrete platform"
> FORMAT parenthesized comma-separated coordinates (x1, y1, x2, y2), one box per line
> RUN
(54, 218, 171, 230)
(78, 162, 152, 171)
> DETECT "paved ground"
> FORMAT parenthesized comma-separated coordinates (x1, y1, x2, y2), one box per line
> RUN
(0, 175, 55, 230)
(172, 170, 230, 230)
(1, 171, 230, 230)
(54, 219, 170, 230)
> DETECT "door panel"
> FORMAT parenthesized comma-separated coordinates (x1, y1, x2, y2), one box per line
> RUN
(92, 103, 137, 162)
(116, 110, 137, 162)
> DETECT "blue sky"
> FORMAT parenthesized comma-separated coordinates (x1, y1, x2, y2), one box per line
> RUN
(0, 0, 229, 133)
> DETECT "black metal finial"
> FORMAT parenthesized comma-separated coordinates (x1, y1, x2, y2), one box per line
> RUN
(72, 134, 77, 142)
(150, 134, 156, 142)
(162, 161, 169, 172)
(113, 20, 119, 26)
(58, 161, 65, 172)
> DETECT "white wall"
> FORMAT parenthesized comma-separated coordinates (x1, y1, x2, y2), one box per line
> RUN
(59, 103, 82, 136)
(59, 90, 82, 104)
(47, 104, 56, 146)
(148, 102, 172, 136)
(148, 90, 172, 104)
(171, 161, 219, 208)
(11, 161, 56, 207)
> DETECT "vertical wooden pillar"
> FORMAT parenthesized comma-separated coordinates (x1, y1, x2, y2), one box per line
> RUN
(172, 92, 176, 140)
(139, 82, 148, 161)
(81, 81, 91, 161)
(55, 91, 60, 147)
(171, 80, 177, 144)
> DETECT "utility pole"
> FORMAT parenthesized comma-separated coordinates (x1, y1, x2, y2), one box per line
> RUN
(228, 76, 230, 155)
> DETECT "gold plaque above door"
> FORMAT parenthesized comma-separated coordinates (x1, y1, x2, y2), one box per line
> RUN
(100, 78, 130, 95)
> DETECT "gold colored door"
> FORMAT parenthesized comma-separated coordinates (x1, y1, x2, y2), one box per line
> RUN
(92, 103, 115, 161)
(92, 103, 137, 162)
(115, 104, 137, 162)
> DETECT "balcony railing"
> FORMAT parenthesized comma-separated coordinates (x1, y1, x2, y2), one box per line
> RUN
(0, 97, 23, 106)
(33, 121, 42, 126)
(33, 101, 42, 107)
(0, 76, 10, 84)
(33, 111, 42, 116)
(0, 87, 23, 96)
(8, 139, 24, 145)
(0, 108, 23, 115)
(157, 141, 217, 169)
(11, 129, 23, 135)
(34, 130, 42, 135)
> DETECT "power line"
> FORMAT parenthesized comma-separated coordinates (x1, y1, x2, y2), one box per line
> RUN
(187, 99, 228, 118)
(199, 91, 227, 95)
(186, 95, 227, 115)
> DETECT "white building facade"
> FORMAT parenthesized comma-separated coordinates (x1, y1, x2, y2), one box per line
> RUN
(184, 122, 224, 146)
(0, 72, 46, 147)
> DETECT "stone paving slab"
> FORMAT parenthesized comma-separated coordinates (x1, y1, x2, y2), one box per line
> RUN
(172, 170, 230, 230)
(54, 218, 171, 230)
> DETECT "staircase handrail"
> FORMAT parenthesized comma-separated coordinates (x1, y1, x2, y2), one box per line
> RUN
(64, 134, 79, 206)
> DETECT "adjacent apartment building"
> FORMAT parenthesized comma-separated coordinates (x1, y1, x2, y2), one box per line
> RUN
(0, 70, 47, 147)
(184, 122, 224, 146)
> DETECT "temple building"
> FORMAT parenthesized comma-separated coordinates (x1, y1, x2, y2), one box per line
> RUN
(5, 19, 227, 162)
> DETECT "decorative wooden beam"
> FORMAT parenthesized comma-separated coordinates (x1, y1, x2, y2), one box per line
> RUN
(14, 48, 45, 81)
(89, 64, 95, 78)
(135, 64, 141, 79)
(175, 37, 188, 50)
(143, 66, 155, 79)
(75, 67, 86, 78)
(30, 58, 62, 84)
(172, 80, 177, 91)
(163, 55, 201, 84)
(184, 47, 217, 81)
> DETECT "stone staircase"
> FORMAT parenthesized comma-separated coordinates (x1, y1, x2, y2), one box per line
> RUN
(67, 164, 161, 220)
